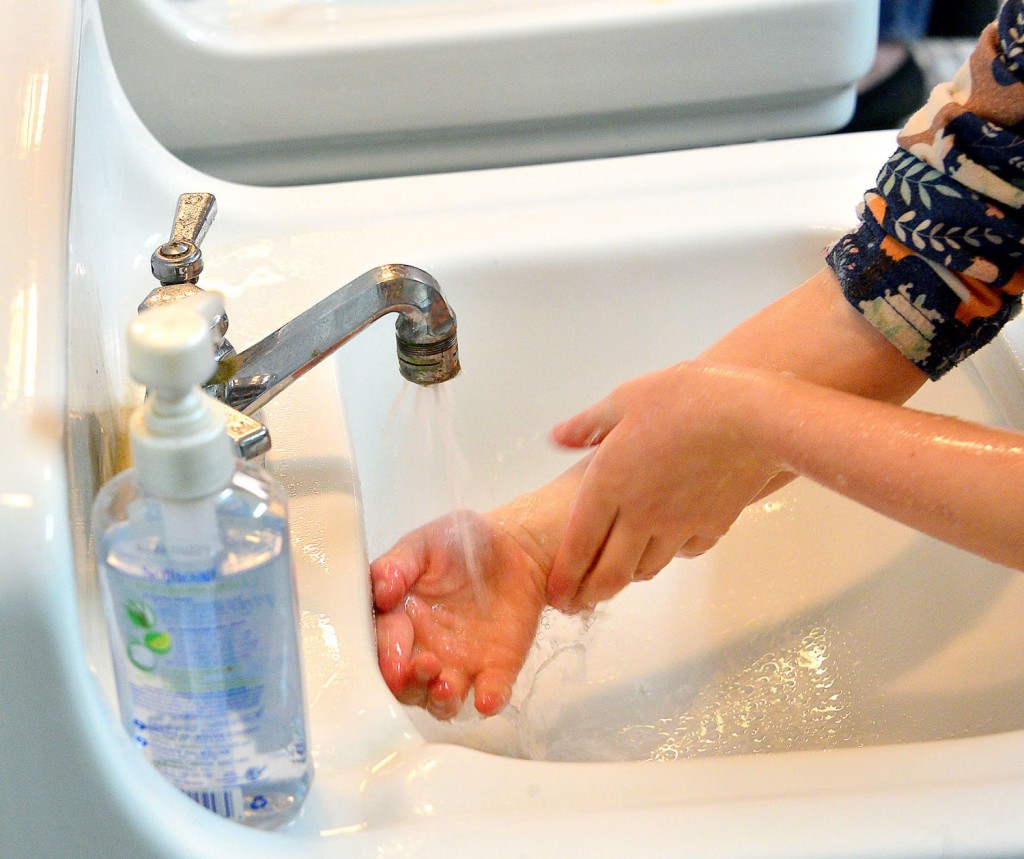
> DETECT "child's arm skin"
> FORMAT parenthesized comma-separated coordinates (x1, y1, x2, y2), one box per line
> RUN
(371, 266, 1024, 718)
(550, 360, 1024, 610)
(547, 265, 926, 611)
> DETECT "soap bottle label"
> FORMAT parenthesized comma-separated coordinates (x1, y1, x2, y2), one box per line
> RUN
(102, 556, 292, 819)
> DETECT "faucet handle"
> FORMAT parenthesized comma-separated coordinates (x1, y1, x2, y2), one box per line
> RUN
(142, 192, 229, 350)
(150, 192, 218, 286)
(137, 281, 229, 346)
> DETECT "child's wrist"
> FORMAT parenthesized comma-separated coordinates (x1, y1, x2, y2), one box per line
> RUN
(489, 494, 562, 591)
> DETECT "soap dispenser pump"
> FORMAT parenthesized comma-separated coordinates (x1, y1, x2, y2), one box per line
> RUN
(92, 294, 312, 828)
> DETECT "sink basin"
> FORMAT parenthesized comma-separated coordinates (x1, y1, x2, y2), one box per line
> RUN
(96, 0, 877, 183)
(7, 2, 1024, 857)
(332, 158, 1024, 766)
(336, 225, 1024, 763)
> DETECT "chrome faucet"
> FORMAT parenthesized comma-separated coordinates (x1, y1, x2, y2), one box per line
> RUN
(140, 193, 460, 458)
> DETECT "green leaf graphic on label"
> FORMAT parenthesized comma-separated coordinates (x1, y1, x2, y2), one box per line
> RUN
(128, 641, 157, 671)
(125, 599, 156, 629)
(144, 631, 172, 655)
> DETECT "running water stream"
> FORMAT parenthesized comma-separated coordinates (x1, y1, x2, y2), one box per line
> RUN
(384, 382, 485, 603)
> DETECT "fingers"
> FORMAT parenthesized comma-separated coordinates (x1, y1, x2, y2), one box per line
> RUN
(474, 667, 517, 717)
(546, 496, 618, 611)
(409, 666, 515, 720)
(410, 664, 515, 720)
(572, 521, 648, 610)
(550, 398, 622, 449)
(561, 526, 685, 610)
(370, 540, 425, 613)
(549, 520, 719, 613)
(633, 536, 679, 582)
(370, 560, 406, 613)
(424, 667, 471, 721)
(676, 533, 721, 558)
(377, 616, 470, 719)
(376, 617, 506, 720)
(376, 608, 442, 701)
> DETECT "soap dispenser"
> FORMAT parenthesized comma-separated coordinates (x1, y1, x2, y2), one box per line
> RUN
(92, 294, 312, 828)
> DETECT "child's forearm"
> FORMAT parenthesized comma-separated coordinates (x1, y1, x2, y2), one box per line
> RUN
(495, 269, 936, 594)
(700, 266, 927, 403)
(701, 265, 928, 500)
(749, 371, 1024, 572)
(491, 359, 1024, 611)
(495, 269, 948, 608)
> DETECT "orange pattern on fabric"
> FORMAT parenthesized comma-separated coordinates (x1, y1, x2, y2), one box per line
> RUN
(865, 194, 914, 263)
(956, 268, 1024, 324)
(865, 192, 1023, 327)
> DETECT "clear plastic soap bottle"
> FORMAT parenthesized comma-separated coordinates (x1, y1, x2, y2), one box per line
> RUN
(92, 295, 312, 828)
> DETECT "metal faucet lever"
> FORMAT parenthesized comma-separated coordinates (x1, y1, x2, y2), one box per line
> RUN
(151, 191, 217, 286)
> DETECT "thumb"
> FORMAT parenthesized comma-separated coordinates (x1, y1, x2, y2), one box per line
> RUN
(550, 399, 622, 449)
(369, 537, 425, 612)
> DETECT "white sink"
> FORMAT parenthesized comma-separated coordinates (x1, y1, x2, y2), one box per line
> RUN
(96, 0, 878, 183)
(7, 2, 1024, 858)
(336, 219, 1024, 764)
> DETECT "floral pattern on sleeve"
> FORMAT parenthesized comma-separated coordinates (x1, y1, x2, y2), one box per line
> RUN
(827, 0, 1024, 378)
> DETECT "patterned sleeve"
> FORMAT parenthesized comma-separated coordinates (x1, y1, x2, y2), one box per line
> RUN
(827, 0, 1024, 379)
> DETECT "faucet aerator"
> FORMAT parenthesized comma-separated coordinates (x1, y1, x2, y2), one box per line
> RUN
(397, 334, 461, 385)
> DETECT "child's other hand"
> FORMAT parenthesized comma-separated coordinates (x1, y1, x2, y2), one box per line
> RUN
(371, 510, 547, 719)
(547, 361, 781, 613)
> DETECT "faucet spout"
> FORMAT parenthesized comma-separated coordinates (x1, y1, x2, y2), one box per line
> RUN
(142, 194, 460, 459)
(218, 264, 460, 416)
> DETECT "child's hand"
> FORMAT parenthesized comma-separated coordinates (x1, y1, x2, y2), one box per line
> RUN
(371, 510, 547, 719)
(547, 362, 781, 613)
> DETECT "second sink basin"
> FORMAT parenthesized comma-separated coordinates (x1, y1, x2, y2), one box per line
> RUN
(96, 0, 878, 183)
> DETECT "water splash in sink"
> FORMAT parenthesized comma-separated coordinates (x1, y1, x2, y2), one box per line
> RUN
(537, 622, 856, 762)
